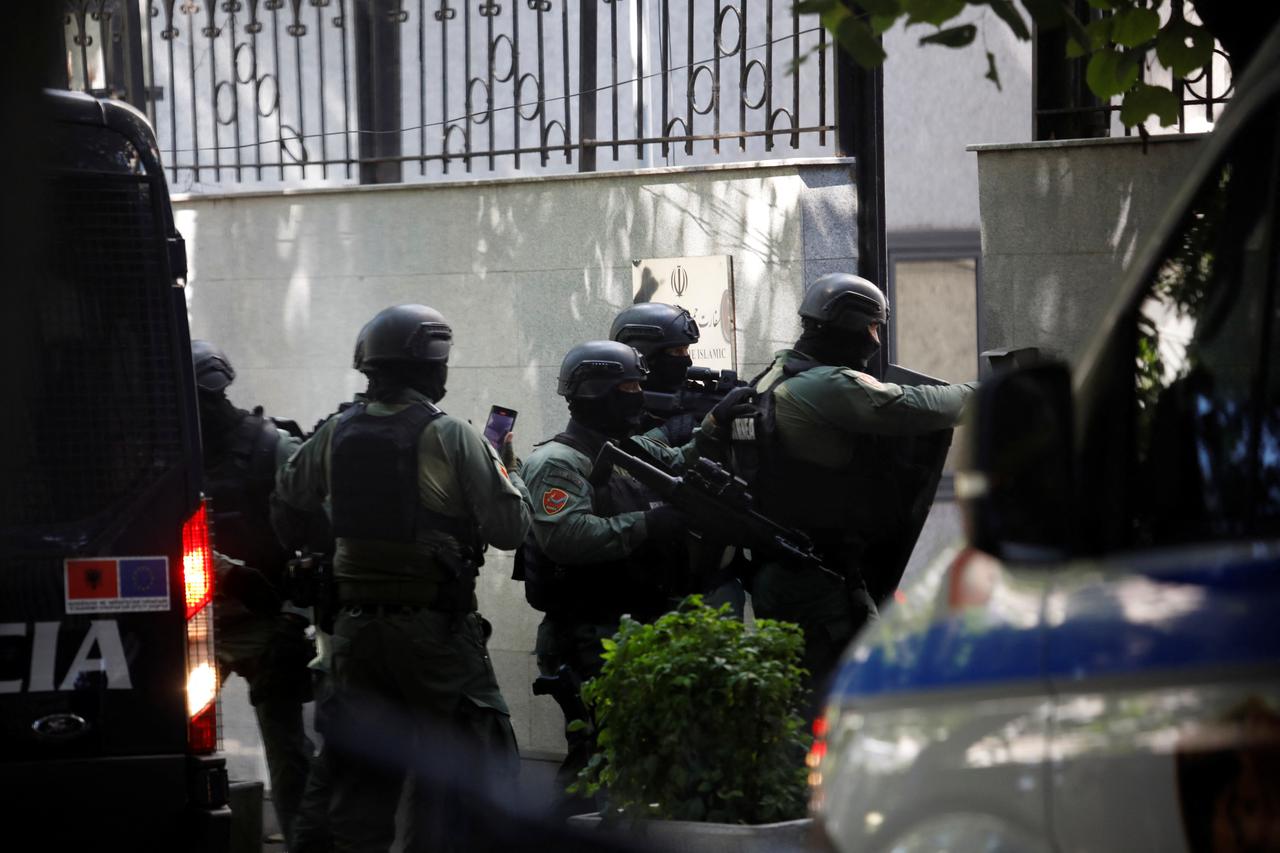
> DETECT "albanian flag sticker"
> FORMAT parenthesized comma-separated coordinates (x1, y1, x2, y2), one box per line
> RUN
(542, 488, 570, 516)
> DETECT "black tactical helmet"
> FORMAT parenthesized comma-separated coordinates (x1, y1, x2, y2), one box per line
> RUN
(356, 304, 453, 373)
(351, 318, 372, 370)
(191, 339, 235, 393)
(557, 340, 649, 400)
(799, 273, 890, 329)
(609, 302, 700, 357)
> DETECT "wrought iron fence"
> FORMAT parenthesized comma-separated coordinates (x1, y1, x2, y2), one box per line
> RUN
(1033, 0, 1232, 141)
(62, 0, 841, 192)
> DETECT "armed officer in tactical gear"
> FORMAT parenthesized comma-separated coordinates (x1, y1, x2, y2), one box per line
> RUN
(517, 340, 701, 810)
(275, 304, 530, 853)
(609, 302, 703, 445)
(733, 274, 977, 703)
(611, 303, 750, 614)
(192, 339, 315, 850)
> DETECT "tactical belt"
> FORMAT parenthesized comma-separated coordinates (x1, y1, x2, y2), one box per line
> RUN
(335, 579, 473, 612)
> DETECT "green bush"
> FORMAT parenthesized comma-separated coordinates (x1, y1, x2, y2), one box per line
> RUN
(570, 596, 810, 824)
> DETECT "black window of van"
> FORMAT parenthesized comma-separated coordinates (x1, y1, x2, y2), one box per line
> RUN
(1, 122, 185, 535)
(1128, 106, 1280, 546)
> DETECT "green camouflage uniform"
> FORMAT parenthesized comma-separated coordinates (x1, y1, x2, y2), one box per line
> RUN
(276, 387, 531, 853)
(520, 424, 698, 802)
(749, 349, 976, 698)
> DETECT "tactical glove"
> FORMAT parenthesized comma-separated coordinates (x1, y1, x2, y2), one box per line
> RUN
(644, 504, 690, 542)
(705, 386, 756, 441)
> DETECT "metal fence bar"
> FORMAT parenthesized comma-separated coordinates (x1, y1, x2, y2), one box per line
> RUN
(533, 0, 548, 167)
(579, 0, 597, 171)
(712, 0, 720, 154)
(560, 0, 571, 164)
(659, 0, 669, 159)
(483, 2, 496, 171)
(738, 0, 747, 151)
(437, 0, 451, 173)
(607, 0, 619, 160)
(66, 0, 849, 188)
(463, 0, 472, 171)
(684, 0, 692, 157)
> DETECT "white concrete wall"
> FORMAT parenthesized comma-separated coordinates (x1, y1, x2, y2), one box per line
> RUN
(175, 158, 858, 758)
(974, 135, 1206, 364)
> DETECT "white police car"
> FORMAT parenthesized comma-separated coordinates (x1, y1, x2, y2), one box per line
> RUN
(809, 22, 1280, 853)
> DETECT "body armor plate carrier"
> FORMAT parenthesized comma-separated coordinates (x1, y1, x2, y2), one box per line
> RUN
(329, 401, 482, 563)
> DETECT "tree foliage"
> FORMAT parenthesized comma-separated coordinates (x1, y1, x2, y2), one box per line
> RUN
(570, 596, 810, 825)
(797, 0, 1225, 129)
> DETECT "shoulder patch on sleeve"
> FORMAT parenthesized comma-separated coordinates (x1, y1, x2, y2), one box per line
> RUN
(848, 370, 886, 391)
(541, 488, 571, 516)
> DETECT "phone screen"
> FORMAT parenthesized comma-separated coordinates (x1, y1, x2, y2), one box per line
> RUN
(483, 405, 518, 451)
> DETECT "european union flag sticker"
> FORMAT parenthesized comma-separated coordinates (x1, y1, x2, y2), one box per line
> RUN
(118, 557, 170, 611)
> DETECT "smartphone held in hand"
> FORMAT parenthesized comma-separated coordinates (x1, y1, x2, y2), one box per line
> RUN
(483, 405, 518, 451)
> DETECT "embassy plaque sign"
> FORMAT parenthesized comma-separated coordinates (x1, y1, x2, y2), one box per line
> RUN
(630, 255, 737, 373)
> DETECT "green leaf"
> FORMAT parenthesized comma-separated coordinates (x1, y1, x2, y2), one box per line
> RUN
(919, 23, 977, 48)
(1156, 19, 1214, 79)
(854, 0, 902, 16)
(869, 13, 899, 34)
(901, 0, 965, 27)
(1119, 82, 1180, 128)
(1086, 48, 1139, 99)
(795, 0, 839, 12)
(833, 16, 889, 67)
(975, 0, 1030, 41)
(1110, 6, 1159, 48)
(566, 719, 588, 733)
(984, 50, 1002, 91)
(1066, 38, 1087, 58)
(1085, 16, 1113, 50)
(1085, 0, 1117, 9)
(600, 637, 616, 652)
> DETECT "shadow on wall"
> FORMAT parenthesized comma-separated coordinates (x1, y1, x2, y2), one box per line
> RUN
(176, 163, 856, 444)
(975, 137, 1206, 364)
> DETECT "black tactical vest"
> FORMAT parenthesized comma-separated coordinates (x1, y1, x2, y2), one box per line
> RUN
(329, 400, 481, 555)
(204, 413, 289, 582)
(517, 423, 675, 623)
(735, 356, 898, 578)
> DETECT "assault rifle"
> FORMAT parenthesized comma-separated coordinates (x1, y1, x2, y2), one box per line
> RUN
(590, 439, 843, 583)
(641, 366, 746, 419)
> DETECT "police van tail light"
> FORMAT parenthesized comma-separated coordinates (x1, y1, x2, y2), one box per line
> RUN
(806, 712, 830, 809)
(182, 501, 218, 754)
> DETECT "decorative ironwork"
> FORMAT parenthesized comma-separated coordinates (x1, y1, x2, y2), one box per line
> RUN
(63, 0, 840, 190)
(1033, 0, 1232, 140)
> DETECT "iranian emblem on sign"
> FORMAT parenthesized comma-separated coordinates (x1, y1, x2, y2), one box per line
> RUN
(670, 265, 689, 297)
(542, 488, 570, 516)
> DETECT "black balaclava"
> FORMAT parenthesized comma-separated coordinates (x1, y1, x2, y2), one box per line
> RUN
(367, 362, 448, 404)
(569, 387, 646, 438)
(197, 390, 246, 459)
(645, 352, 693, 393)
(795, 316, 880, 370)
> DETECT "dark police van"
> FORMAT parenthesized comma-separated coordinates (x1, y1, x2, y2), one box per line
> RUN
(0, 91, 230, 849)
